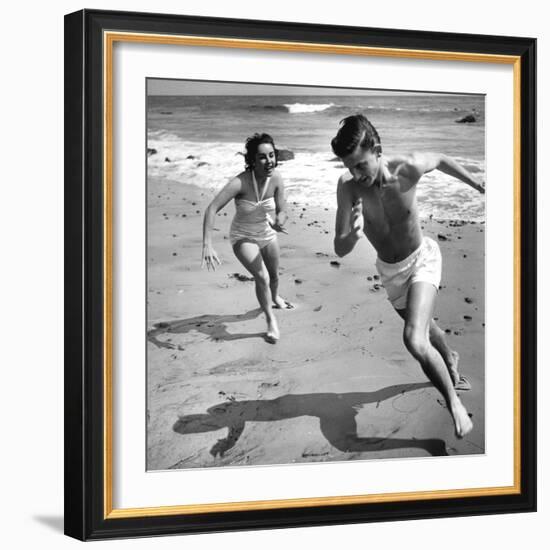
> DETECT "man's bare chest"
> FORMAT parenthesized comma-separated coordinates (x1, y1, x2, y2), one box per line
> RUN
(359, 184, 416, 228)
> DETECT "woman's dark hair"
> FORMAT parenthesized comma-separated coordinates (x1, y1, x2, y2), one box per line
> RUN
(331, 114, 382, 158)
(244, 133, 278, 170)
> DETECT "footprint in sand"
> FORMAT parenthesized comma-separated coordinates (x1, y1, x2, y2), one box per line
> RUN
(209, 357, 262, 375)
(386, 355, 410, 370)
(391, 391, 426, 413)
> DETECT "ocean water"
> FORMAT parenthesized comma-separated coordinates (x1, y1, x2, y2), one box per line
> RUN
(147, 94, 485, 220)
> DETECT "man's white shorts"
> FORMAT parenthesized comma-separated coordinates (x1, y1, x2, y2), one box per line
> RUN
(375, 236, 442, 310)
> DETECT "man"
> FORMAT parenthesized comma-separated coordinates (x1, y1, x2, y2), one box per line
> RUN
(331, 115, 484, 438)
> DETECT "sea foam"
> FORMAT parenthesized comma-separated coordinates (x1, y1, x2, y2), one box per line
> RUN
(283, 103, 336, 114)
(147, 136, 485, 221)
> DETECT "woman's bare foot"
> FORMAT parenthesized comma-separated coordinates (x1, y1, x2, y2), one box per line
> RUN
(447, 351, 472, 391)
(273, 296, 294, 309)
(265, 317, 280, 344)
(450, 397, 473, 438)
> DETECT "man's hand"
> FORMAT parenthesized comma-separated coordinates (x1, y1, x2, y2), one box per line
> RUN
(351, 198, 364, 238)
(386, 160, 408, 183)
(474, 179, 486, 194)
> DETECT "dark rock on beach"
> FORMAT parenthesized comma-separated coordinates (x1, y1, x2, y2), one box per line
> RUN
(277, 149, 295, 162)
(147, 148, 157, 156)
(229, 273, 254, 282)
(456, 114, 476, 123)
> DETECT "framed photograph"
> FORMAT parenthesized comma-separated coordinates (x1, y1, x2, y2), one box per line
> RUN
(64, 9, 536, 540)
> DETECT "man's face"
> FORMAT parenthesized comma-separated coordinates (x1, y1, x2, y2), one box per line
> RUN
(341, 145, 381, 187)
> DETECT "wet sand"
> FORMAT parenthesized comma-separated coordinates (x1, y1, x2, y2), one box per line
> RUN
(147, 177, 485, 470)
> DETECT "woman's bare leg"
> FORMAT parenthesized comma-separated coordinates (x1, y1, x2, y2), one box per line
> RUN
(233, 241, 279, 342)
(260, 239, 293, 309)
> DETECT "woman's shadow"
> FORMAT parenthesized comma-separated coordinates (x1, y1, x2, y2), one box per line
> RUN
(173, 382, 448, 459)
(148, 308, 266, 349)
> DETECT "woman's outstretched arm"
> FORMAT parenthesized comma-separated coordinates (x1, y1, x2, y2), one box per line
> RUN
(201, 176, 241, 270)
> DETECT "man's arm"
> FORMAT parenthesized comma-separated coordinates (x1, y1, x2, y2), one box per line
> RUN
(401, 153, 485, 193)
(334, 178, 363, 257)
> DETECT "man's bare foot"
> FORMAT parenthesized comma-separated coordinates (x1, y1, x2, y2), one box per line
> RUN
(447, 351, 472, 391)
(450, 398, 473, 438)
(265, 317, 280, 344)
(273, 296, 294, 309)
(447, 350, 460, 385)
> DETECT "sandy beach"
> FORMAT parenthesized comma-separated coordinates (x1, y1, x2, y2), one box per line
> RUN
(146, 177, 485, 470)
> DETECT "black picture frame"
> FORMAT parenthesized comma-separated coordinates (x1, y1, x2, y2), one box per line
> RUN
(64, 8, 536, 541)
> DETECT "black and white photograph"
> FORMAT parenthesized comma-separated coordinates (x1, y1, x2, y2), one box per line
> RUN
(146, 79, 486, 471)
(2, 0, 545, 545)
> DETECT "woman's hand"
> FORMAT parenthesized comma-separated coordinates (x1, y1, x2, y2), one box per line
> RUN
(201, 242, 221, 271)
(270, 221, 288, 234)
(269, 214, 288, 234)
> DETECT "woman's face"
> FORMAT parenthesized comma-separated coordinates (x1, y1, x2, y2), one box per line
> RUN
(253, 143, 276, 177)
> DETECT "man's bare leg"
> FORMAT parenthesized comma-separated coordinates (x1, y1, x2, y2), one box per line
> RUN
(400, 282, 472, 438)
(429, 320, 462, 387)
(397, 309, 463, 388)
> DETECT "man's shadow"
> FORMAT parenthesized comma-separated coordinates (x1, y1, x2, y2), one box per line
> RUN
(148, 308, 266, 349)
(173, 382, 448, 458)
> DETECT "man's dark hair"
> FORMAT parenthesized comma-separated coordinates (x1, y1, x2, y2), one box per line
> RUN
(244, 133, 278, 170)
(331, 114, 382, 158)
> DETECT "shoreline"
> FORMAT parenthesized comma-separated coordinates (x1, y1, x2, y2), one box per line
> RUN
(148, 175, 486, 223)
(147, 176, 486, 470)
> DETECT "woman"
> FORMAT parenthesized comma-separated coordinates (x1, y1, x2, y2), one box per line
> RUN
(201, 133, 292, 343)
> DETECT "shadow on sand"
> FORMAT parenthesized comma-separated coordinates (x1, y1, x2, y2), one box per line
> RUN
(173, 382, 448, 459)
(147, 308, 267, 349)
